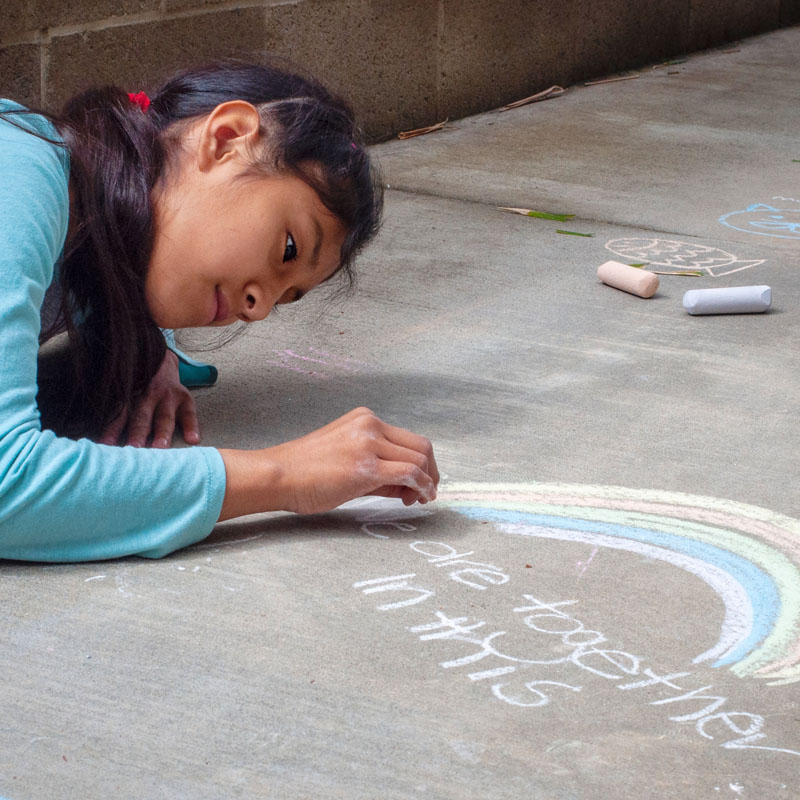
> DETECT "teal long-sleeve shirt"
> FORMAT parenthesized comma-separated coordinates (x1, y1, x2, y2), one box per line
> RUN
(0, 101, 227, 561)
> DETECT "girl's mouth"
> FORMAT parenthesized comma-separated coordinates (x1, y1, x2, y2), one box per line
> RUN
(212, 286, 229, 323)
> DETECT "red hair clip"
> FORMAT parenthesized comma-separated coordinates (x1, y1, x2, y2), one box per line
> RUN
(127, 91, 151, 112)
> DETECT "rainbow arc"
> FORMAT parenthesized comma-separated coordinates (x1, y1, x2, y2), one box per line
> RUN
(439, 482, 800, 686)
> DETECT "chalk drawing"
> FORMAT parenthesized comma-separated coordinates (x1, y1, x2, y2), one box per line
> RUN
(263, 346, 367, 379)
(350, 488, 800, 758)
(719, 198, 800, 240)
(605, 238, 765, 276)
(437, 483, 800, 686)
(576, 547, 598, 579)
(352, 574, 434, 610)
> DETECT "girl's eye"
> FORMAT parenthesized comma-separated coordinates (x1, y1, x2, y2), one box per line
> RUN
(283, 233, 298, 263)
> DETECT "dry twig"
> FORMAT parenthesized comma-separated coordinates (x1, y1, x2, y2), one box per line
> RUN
(499, 85, 565, 112)
(584, 74, 640, 86)
(397, 119, 449, 140)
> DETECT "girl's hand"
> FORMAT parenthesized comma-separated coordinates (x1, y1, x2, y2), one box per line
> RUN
(100, 350, 200, 448)
(219, 408, 439, 520)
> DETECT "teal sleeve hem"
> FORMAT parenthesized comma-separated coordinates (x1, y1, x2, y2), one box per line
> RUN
(177, 359, 218, 388)
(161, 329, 219, 388)
(138, 446, 227, 559)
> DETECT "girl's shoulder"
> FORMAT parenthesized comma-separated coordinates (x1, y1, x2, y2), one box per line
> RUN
(0, 99, 69, 176)
(0, 100, 71, 289)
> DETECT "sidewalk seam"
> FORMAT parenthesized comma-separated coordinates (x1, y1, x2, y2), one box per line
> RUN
(382, 185, 794, 252)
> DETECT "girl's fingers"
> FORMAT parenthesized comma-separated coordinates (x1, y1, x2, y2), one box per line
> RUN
(125, 400, 157, 448)
(369, 485, 428, 506)
(151, 400, 178, 449)
(271, 407, 439, 514)
(399, 486, 425, 506)
(177, 393, 200, 445)
(333, 409, 438, 502)
(376, 440, 436, 491)
(332, 409, 438, 482)
(100, 409, 127, 446)
(378, 422, 440, 485)
(372, 458, 437, 503)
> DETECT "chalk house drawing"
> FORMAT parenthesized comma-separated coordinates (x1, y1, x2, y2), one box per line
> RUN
(437, 483, 800, 687)
(605, 238, 765, 276)
(719, 198, 800, 240)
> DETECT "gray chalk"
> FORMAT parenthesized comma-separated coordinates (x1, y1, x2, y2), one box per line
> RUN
(683, 285, 772, 316)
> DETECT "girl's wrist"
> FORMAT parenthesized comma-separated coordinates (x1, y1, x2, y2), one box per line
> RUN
(217, 447, 290, 521)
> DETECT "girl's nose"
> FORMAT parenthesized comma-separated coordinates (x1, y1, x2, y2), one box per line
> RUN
(241, 282, 271, 322)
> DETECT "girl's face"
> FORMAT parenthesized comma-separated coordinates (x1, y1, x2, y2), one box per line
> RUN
(145, 102, 347, 329)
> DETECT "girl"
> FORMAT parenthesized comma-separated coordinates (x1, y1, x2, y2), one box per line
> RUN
(0, 60, 438, 562)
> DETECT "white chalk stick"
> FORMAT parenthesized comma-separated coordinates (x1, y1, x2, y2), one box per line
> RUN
(683, 285, 771, 315)
(597, 260, 659, 298)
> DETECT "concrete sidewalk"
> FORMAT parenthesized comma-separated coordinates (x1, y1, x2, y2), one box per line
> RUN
(2, 26, 799, 800)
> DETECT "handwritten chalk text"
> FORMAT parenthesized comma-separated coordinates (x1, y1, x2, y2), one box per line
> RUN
(352, 515, 800, 759)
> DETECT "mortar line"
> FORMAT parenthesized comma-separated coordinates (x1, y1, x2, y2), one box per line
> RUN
(435, 0, 445, 121)
(39, 41, 49, 106)
(0, 0, 302, 46)
(380, 184, 793, 253)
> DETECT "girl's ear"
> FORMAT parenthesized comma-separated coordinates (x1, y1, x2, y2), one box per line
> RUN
(195, 100, 261, 172)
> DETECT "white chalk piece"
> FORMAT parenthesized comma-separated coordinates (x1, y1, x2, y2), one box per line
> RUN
(597, 260, 659, 298)
(683, 285, 772, 315)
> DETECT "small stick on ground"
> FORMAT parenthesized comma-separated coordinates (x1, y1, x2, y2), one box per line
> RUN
(397, 119, 449, 140)
(584, 74, 639, 86)
(498, 85, 565, 112)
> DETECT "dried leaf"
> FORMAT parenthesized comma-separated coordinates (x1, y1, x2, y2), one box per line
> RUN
(498, 206, 576, 222)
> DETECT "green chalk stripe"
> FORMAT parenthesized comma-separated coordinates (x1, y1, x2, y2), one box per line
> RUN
(527, 211, 576, 221)
(628, 263, 647, 268)
(793, 159, 800, 163)
(556, 229, 594, 237)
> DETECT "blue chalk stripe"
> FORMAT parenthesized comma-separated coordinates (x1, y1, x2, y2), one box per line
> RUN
(453, 506, 780, 669)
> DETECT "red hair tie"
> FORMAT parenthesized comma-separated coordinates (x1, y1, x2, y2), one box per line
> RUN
(127, 91, 151, 112)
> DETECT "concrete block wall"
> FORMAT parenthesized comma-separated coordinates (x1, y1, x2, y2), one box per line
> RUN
(1, 0, 798, 140)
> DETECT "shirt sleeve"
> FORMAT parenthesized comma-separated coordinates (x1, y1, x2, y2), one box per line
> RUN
(161, 328, 219, 388)
(0, 108, 227, 562)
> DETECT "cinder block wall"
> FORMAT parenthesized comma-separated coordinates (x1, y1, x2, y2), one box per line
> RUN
(1, 1, 798, 141)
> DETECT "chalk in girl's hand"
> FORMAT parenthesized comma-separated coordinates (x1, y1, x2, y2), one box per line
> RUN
(683, 285, 772, 315)
(597, 260, 659, 298)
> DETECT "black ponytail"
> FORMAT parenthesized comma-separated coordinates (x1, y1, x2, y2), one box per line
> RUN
(54, 86, 167, 438)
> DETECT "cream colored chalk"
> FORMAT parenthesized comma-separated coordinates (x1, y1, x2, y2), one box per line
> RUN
(597, 260, 659, 298)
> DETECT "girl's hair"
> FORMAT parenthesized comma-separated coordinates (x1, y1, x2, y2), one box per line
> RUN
(21, 60, 383, 438)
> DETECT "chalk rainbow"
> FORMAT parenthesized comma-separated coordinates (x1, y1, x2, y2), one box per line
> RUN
(438, 483, 800, 687)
